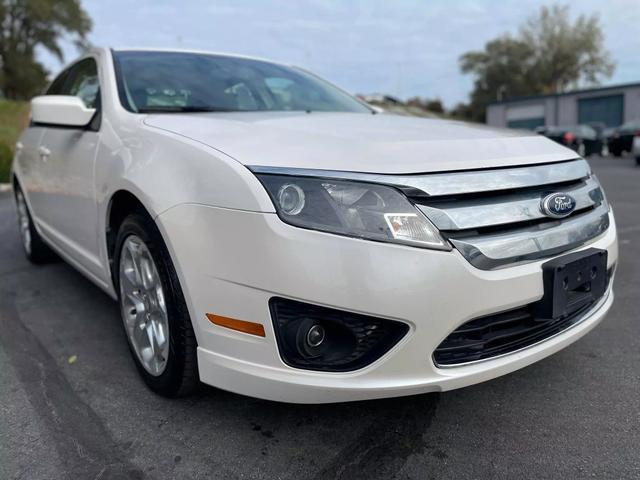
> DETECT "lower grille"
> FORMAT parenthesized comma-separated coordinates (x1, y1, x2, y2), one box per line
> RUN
(433, 270, 613, 366)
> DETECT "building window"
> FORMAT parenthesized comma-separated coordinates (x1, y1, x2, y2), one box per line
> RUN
(507, 117, 545, 130)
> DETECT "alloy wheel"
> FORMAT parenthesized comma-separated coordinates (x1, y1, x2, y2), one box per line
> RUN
(118, 235, 170, 376)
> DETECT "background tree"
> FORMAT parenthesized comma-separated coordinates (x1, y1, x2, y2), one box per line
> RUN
(459, 36, 538, 122)
(521, 5, 614, 94)
(0, 0, 92, 100)
(456, 4, 614, 122)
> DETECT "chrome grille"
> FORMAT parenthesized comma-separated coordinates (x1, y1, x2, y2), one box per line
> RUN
(416, 176, 603, 231)
(409, 159, 610, 269)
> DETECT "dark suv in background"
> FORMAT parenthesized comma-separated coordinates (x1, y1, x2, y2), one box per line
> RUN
(537, 125, 602, 157)
(608, 120, 640, 163)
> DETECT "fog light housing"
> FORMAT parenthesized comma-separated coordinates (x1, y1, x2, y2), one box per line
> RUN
(269, 297, 409, 372)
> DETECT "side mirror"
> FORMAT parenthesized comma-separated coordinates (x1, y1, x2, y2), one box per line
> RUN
(31, 95, 96, 128)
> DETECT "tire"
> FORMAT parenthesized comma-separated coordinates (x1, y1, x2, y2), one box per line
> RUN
(577, 142, 586, 157)
(114, 212, 199, 397)
(611, 149, 622, 157)
(636, 157, 640, 166)
(14, 185, 55, 264)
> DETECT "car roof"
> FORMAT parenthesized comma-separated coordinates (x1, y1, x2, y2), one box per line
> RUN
(110, 47, 290, 67)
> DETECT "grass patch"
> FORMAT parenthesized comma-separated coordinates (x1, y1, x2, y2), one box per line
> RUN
(0, 100, 29, 183)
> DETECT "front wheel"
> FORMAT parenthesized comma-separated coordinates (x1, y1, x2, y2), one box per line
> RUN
(114, 213, 199, 397)
(636, 156, 640, 166)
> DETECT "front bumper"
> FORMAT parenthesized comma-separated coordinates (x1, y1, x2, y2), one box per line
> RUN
(157, 204, 618, 403)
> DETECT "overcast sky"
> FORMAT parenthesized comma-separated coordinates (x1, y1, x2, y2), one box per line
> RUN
(40, 0, 640, 108)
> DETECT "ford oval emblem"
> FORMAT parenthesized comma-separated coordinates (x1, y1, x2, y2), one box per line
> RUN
(541, 193, 577, 218)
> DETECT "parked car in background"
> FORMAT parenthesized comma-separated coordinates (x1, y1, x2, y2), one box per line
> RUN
(587, 122, 607, 141)
(633, 134, 640, 166)
(11, 48, 618, 403)
(601, 127, 617, 156)
(608, 120, 640, 159)
(540, 125, 602, 157)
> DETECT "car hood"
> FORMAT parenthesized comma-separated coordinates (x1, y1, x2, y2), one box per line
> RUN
(144, 111, 577, 174)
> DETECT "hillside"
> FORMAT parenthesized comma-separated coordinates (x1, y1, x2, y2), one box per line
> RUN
(0, 100, 29, 183)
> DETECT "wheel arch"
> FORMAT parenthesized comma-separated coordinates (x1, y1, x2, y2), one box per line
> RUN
(105, 189, 154, 284)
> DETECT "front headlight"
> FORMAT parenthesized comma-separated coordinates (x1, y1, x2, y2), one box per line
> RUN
(255, 174, 449, 250)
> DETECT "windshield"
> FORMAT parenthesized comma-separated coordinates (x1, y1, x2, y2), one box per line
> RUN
(112, 51, 371, 114)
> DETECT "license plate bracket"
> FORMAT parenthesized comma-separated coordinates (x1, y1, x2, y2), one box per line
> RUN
(536, 248, 608, 320)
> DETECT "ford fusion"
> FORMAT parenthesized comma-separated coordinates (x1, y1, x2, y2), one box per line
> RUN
(12, 49, 618, 403)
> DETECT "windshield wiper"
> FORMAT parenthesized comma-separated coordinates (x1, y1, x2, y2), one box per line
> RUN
(137, 106, 234, 113)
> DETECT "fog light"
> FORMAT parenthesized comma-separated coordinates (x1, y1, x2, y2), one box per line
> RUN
(270, 297, 409, 372)
(277, 183, 305, 215)
(306, 324, 325, 347)
(295, 318, 328, 359)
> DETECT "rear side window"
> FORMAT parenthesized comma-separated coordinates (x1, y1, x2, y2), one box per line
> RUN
(46, 58, 100, 109)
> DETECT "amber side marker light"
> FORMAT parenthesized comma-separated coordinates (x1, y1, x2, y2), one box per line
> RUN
(206, 313, 266, 337)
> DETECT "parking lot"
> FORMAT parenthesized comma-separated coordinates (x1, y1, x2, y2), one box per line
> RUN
(0, 155, 638, 480)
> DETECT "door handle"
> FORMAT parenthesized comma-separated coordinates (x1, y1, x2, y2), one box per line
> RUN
(38, 146, 51, 161)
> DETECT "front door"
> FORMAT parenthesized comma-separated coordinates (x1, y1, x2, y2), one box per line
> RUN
(36, 57, 104, 279)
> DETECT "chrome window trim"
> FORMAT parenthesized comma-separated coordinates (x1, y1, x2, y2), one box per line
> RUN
(248, 158, 589, 197)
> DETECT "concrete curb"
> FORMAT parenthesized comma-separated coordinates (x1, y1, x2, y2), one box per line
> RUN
(0, 184, 12, 193)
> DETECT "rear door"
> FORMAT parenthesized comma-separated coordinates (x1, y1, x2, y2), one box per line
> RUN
(36, 57, 104, 278)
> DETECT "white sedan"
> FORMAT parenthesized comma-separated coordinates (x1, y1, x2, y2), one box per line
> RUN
(12, 48, 617, 403)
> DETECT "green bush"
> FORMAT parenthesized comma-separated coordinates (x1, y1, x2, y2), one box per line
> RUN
(0, 100, 28, 184)
(0, 142, 12, 183)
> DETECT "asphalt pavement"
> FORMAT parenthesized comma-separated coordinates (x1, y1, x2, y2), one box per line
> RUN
(1, 155, 638, 480)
